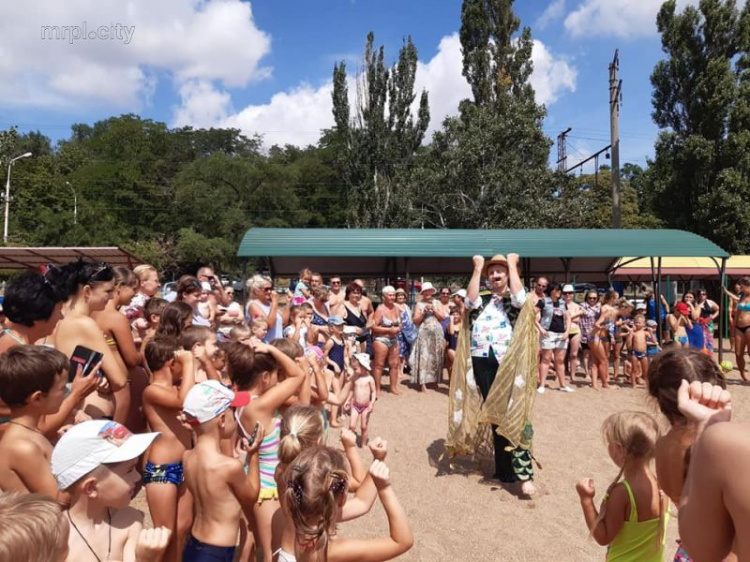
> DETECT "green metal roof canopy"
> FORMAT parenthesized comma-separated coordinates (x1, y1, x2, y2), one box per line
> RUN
(237, 228, 729, 279)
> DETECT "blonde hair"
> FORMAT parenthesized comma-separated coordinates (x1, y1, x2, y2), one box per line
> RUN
(0, 493, 69, 562)
(593, 412, 665, 548)
(279, 406, 325, 465)
(284, 446, 349, 555)
(252, 317, 269, 329)
(229, 324, 252, 341)
(133, 264, 157, 283)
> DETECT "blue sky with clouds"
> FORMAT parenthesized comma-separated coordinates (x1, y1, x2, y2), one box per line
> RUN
(1, 1, 695, 173)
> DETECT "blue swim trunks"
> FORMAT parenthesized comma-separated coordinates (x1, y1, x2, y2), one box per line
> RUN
(142, 460, 184, 486)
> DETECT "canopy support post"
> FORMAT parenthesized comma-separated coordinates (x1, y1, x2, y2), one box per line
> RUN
(656, 257, 663, 342)
(405, 258, 412, 307)
(719, 257, 727, 364)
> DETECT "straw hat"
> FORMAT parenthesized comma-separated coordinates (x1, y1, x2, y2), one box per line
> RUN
(483, 254, 508, 277)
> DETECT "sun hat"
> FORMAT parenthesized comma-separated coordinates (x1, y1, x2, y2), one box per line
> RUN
(394, 287, 406, 295)
(646, 320, 657, 327)
(200, 281, 212, 292)
(305, 345, 324, 361)
(451, 288, 467, 298)
(328, 314, 345, 325)
(51, 420, 160, 490)
(420, 282, 437, 295)
(562, 284, 574, 293)
(482, 254, 508, 276)
(182, 380, 250, 425)
(353, 353, 371, 371)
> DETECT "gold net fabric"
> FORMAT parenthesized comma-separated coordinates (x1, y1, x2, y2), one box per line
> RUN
(446, 297, 538, 457)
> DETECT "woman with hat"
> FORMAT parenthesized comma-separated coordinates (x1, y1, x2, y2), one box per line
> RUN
(411, 281, 446, 391)
(446, 253, 538, 496)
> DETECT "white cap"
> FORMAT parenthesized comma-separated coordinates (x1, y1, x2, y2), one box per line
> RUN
(562, 284, 574, 293)
(636, 302, 647, 310)
(183, 380, 250, 425)
(420, 282, 436, 294)
(452, 288, 467, 298)
(200, 281, 212, 292)
(52, 420, 160, 490)
(353, 353, 371, 371)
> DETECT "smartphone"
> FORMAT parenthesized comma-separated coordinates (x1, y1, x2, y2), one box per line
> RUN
(247, 422, 261, 447)
(69, 345, 104, 382)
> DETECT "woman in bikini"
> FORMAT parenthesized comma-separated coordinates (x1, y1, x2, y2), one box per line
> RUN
(371, 285, 402, 396)
(91, 266, 147, 431)
(309, 286, 331, 347)
(339, 283, 371, 354)
(48, 260, 130, 423)
(587, 290, 619, 390)
(562, 285, 584, 383)
(733, 277, 750, 381)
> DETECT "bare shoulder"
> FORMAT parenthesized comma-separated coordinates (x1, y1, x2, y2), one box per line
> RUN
(111, 506, 144, 529)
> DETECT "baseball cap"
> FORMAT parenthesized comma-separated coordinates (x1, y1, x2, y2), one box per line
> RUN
(452, 288, 467, 298)
(52, 420, 160, 490)
(183, 380, 250, 425)
(328, 314, 345, 325)
(353, 353, 371, 371)
(636, 302, 647, 310)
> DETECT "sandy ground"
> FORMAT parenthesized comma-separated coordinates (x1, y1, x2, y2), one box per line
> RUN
(134, 344, 750, 561)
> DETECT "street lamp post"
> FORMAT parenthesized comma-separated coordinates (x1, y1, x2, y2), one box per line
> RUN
(4, 152, 32, 244)
(66, 181, 77, 225)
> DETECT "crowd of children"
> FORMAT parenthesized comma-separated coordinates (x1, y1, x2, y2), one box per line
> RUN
(0, 258, 747, 561)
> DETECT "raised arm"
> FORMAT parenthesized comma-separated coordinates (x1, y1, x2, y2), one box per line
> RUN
(467, 255, 484, 304)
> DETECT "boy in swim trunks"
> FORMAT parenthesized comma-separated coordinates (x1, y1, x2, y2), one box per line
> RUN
(142, 337, 196, 562)
(626, 314, 650, 387)
(346, 353, 376, 447)
(182, 381, 261, 562)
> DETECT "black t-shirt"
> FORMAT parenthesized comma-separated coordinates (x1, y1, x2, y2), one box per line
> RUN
(536, 298, 566, 333)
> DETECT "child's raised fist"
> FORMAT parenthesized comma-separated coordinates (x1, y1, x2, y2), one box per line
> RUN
(368, 437, 388, 461)
(369, 460, 391, 490)
(340, 428, 357, 448)
(135, 527, 172, 562)
(575, 478, 596, 499)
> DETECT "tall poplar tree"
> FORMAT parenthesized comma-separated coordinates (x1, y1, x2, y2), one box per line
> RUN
(417, 0, 556, 229)
(648, 0, 750, 252)
(328, 32, 429, 227)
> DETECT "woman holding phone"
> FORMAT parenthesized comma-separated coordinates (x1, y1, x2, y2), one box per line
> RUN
(48, 260, 130, 423)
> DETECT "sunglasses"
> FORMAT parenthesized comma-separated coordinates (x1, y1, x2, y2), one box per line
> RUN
(331, 281, 341, 285)
(262, 287, 273, 292)
(587, 296, 598, 300)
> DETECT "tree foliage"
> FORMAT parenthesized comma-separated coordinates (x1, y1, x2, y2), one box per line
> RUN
(647, 0, 750, 252)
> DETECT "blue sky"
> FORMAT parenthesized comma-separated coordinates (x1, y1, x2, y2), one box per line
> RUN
(1, 0, 691, 173)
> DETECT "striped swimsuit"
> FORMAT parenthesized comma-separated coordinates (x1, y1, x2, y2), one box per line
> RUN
(258, 414, 282, 502)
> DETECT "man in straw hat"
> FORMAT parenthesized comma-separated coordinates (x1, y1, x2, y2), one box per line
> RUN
(446, 253, 539, 496)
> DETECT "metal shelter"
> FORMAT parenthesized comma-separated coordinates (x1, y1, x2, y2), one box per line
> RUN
(0, 247, 143, 270)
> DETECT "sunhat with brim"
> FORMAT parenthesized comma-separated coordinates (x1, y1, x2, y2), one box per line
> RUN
(483, 254, 509, 277)
(353, 353, 372, 371)
(452, 288, 467, 298)
(562, 284, 574, 293)
(395, 288, 407, 295)
(52, 420, 160, 491)
(420, 282, 437, 295)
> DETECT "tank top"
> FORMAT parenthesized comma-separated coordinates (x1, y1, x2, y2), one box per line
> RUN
(606, 480, 668, 562)
(249, 300, 283, 342)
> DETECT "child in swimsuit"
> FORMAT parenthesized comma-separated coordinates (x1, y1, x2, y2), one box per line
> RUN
(346, 353, 376, 447)
(576, 411, 668, 562)
(668, 302, 692, 348)
(627, 314, 649, 387)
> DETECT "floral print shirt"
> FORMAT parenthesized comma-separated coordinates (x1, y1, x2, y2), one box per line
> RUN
(466, 289, 527, 362)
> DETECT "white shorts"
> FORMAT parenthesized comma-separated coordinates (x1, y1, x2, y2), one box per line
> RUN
(541, 332, 568, 350)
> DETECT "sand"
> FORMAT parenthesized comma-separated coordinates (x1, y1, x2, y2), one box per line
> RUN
(134, 348, 750, 561)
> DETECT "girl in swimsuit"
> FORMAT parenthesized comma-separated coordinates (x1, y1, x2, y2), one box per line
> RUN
(733, 277, 750, 381)
(575, 411, 668, 562)
(371, 286, 402, 396)
(91, 267, 147, 431)
(48, 260, 130, 423)
(668, 302, 693, 349)
(588, 290, 619, 390)
(228, 340, 307, 562)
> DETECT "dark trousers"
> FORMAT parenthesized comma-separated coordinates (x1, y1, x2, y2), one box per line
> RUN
(472, 352, 518, 482)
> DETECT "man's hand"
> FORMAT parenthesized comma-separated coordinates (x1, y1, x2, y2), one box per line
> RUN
(472, 255, 485, 272)
(135, 527, 172, 562)
(506, 253, 520, 268)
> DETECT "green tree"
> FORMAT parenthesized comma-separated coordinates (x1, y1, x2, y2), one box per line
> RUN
(329, 32, 429, 227)
(418, 0, 555, 229)
(648, 0, 750, 252)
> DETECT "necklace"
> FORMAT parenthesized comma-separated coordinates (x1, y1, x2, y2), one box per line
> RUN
(1, 328, 26, 345)
(67, 509, 111, 562)
(6, 420, 43, 435)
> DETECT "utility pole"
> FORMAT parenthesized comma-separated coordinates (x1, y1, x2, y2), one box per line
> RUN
(556, 127, 572, 172)
(609, 49, 622, 228)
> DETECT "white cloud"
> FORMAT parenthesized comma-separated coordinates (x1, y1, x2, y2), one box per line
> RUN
(564, 0, 698, 38)
(536, 0, 567, 30)
(0, 0, 271, 108)
(173, 33, 577, 147)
